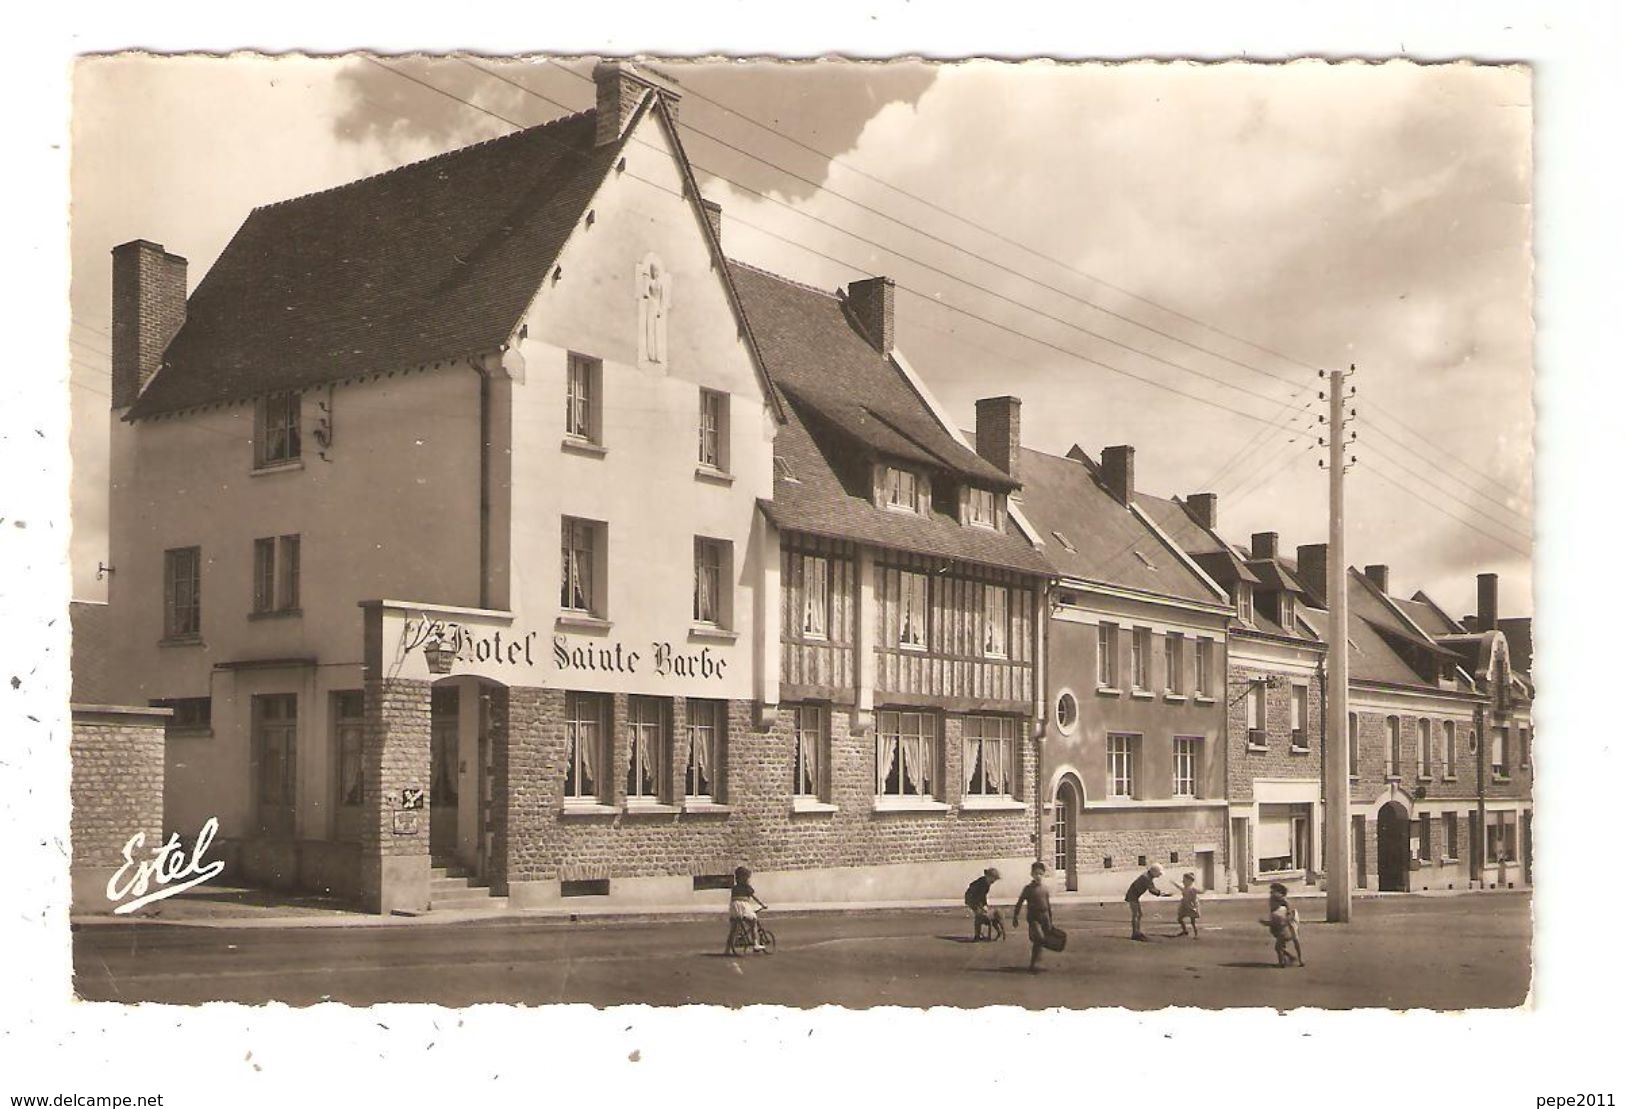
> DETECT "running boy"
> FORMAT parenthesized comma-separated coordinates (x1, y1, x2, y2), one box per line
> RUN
(1176, 872, 1202, 937)
(964, 867, 1002, 941)
(1011, 861, 1054, 973)
(730, 865, 767, 953)
(1125, 863, 1171, 941)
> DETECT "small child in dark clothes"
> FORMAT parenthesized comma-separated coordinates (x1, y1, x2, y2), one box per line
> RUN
(1260, 882, 1304, 967)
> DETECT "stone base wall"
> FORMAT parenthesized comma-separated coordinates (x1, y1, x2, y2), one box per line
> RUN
(70, 706, 167, 914)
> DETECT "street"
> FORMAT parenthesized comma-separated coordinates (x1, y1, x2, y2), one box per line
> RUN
(71, 892, 1531, 1009)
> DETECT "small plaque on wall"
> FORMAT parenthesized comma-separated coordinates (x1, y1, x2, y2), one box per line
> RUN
(392, 810, 419, 836)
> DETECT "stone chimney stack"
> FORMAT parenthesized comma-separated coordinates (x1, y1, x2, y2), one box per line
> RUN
(1364, 564, 1390, 594)
(1185, 493, 1218, 530)
(1100, 445, 1135, 506)
(594, 60, 681, 147)
(1251, 532, 1280, 560)
(110, 239, 187, 409)
(845, 276, 895, 354)
(973, 396, 1022, 482)
(1296, 543, 1329, 607)
(701, 198, 722, 245)
(1477, 572, 1499, 630)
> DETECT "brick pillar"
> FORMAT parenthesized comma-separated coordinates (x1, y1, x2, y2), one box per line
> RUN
(359, 677, 432, 914)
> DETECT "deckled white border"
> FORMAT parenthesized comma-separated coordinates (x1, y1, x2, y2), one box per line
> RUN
(5, 2, 1617, 1103)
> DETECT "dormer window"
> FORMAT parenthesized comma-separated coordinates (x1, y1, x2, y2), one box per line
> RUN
(1235, 582, 1254, 623)
(965, 486, 999, 529)
(1279, 592, 1296, 630)
(881, 464, 924, 515)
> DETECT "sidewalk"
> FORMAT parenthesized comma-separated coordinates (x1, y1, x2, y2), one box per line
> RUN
(70, 883, 1525, 932)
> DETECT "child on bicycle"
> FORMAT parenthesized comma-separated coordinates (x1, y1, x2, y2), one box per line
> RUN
(730, 865, 767, 953)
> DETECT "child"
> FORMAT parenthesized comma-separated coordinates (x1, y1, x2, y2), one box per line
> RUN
(1124, 863, 1171, 940)
(1011, 861, 1054, 973)
(1176, 872, 1201, 937)
(1260, 882, 1304, 967)
(964, 867, 1002, 941)
(730, 865, 767, 953)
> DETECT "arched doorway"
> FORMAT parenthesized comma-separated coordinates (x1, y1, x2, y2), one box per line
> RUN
(1054, 779, 1080, 892)
(1376, 802, 1410, 892)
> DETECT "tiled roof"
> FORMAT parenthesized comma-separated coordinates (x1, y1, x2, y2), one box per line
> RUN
(130, 108, 627, 418)
(1398, 592, 1465, 638)
(1017, 446, 1217, 604)
(1498, 616, 1533, 676)
(70, 600, 114, 704)
(730, 264, 1047, 575)
(1298, 604, 1434, 688)
(1244, 559, 1307, 595)
(727, 262, 1016, 490)
(1135, 493, 1261, 587)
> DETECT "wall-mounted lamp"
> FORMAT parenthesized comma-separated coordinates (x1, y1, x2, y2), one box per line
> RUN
(423, 634, 456, 675)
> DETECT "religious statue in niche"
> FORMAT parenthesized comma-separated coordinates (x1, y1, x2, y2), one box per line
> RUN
(637, 253, 671, 367)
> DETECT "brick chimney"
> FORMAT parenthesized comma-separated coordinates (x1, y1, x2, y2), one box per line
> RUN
(1296, 543, 1328, 606)
(973, 396, 1021, 481)
(701, 198, 722, 245)
(1184, 492, 1217, 530)
(111, 239, 187, 409)
(594, 60, 681, 147)
(1364, 564, 1389, 594)
(1251, 532, 1279, 560)
(1477, 572, 1499, 630)
(845, 276, 895, 353)
(1100, 445, 1135, 506)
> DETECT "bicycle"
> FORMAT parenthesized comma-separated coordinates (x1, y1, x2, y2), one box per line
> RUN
(724, 907, 776, 956)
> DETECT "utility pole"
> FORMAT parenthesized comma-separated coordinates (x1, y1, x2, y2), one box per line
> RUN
(1323, 365, 1354, 922)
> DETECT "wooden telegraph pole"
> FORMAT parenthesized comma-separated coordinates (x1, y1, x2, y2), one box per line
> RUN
(1324, 365, 1354, 922)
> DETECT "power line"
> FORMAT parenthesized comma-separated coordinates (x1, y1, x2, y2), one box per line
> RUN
(1359, 459, 1531, 558)
(1359, 439, 1532, 543)
(1361, 398, 1531, 511)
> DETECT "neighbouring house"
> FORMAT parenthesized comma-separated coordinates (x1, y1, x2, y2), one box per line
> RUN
(1016, 443, 1232, 895)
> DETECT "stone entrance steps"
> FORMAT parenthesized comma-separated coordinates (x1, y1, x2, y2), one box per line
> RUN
(429, 859, 508, 913)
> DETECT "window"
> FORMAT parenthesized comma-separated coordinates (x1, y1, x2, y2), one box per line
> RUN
(162, 546, 202, 639)
(1194, 638, 1213, 697)
(1165, 633, 1184, 695)
(1444, 720, 1457, 777)
(1107, 734, 1137, 798)
(1348, 712, 1360, 776)
(1290, 684, 1308, 750)
(983, 585, 1009, 658)
(150, 696, 211, 737)
(1097, 623, 1119, 687)
(1130, 627, 1150, 690)
(1246, 680, 1267, 747)
(252, 693, 297, 835)
(793, 703, 828, 800)
(1419, 814, 1432, 861)
(1444, 813, 1459, 860)
(252, 534, 301, 615)
(966, 486, 998, 528)
(1419, 718, 1433, 777)
(898, 570, 928, 650)
(1519, 725, 1531, 770)
(882, 465, 921, 513)
(1173, 736, 1199, 797)
(1257, 806, 1307, 873)
(1279, 592, 1296, 630)
(693, 538, 730, 627)
(1487, 810, 1517, 863)
(801, 555, 830, 639)
(876, 710, 938, 799)
(333, 690, 365, 808)
(685, 699, 725, 800)
(1386, 716, 1402, 778)
(564, 691, 608, 803)
(626, 696, 669, 802)
(565, 353, 600, 442)
(560, 517, 601, 615)
(963, 715, 1017, 798)
(1055, 691, 1079, 734)
(1492, 725, 1509, 777)
(255, 392, 301, 467)
(698, 388, 728, 471)
(1235, 582, 1254, 623)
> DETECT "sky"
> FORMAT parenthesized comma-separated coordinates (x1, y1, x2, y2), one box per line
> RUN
(68, 55, 1534, 619)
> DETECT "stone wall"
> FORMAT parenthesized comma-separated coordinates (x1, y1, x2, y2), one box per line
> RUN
(1226, 662, 1323, 801)
(70, 705, 168, 912)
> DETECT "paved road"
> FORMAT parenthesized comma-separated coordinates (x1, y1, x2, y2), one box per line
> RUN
(72, 892, 1530, 1009)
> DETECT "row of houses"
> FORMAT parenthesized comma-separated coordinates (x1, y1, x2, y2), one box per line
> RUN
(71, 62, 1532, 913)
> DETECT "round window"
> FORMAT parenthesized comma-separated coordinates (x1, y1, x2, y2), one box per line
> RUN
(1055, 690, 1080, 735)
(1467, 730, 1479, 754)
